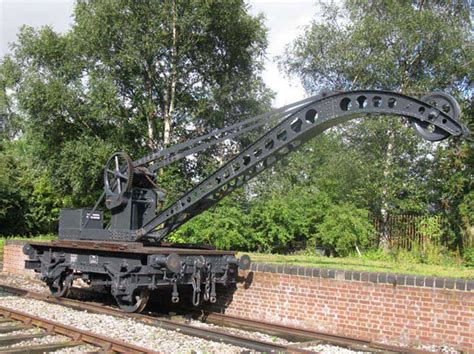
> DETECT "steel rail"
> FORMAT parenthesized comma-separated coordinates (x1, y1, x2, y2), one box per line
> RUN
(0, 284, 435, 353)
(191, 311, 434, 354)
(0, 285, 304, 353)
(0, 305, 158, 353)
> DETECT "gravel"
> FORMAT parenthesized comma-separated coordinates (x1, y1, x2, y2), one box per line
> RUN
(416, 344, 459, 353)
(51, 344, 100, 353)
(0, 335, 69, 349)
(172, 315, 295, 346)
(305, 344, 370, 353)
(1, 273, 460, 353)
(0, 293, 250, 353)
(0, 321, 18, 327)
(0, 273, 293, 346)
(0, 273, 48, 294)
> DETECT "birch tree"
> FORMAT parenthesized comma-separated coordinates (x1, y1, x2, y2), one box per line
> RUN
(280, 0, 473, 249)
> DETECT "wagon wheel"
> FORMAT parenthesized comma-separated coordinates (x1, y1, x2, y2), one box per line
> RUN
(104, 152, 134, 197)
(412, 92, 461, 141)
(48, 271, 73, 298)
(114, 288, 150, 313)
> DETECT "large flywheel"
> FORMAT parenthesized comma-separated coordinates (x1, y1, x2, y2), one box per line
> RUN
(104, 152, 134, 209)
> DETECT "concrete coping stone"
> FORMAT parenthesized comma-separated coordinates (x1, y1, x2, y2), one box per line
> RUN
(249, 262, 473, 292)
(6, 240, 472, 292)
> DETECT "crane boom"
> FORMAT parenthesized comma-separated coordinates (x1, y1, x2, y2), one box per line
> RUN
(131, 93, 327, 172)
(68, 89, 468, 243)
(134, 90, 468, 241)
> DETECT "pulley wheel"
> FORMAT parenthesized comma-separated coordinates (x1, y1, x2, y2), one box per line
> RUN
(114, 288, 150, 313)
(104, 152, 134, 197)
(412, 92, 460, 142)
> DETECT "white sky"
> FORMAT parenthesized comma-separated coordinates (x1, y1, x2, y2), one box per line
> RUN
(0, 0, 318, 106)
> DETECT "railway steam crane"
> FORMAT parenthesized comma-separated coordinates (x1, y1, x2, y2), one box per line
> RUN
(23, 90, 469, 312)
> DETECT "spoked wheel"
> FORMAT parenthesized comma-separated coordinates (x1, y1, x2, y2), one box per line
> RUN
(104, 152, 134, 195)
(48, 272, 73, 298)
(412, 92, 461, 141)
(104, 152, 134, 209)
(114, 288, 150, 313)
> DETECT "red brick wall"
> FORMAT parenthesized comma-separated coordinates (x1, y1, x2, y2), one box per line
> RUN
(2, 241, 473, 351)
(223, 270, 474, 352)
(2, 241, 35, 276)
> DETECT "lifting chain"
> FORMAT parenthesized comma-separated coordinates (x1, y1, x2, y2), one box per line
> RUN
(171, 276, 179, 303)
(203, 264, 217, 303)
(191, 269, 201, 306)
(191, 258, 206, 306)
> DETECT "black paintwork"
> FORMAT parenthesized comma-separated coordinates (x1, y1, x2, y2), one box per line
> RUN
(24, 90, 468, 312)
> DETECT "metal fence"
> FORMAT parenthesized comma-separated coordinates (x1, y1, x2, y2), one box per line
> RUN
(371, 214, 445, 250)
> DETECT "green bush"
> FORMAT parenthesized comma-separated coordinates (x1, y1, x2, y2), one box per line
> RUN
(170, 195, 251, 250)
(393, 247, 421, 264)
(458, 192, 474, 247)
(417, 216, 443, 244)
(316, 203, 374, 257)
(464, 247, 474, 268)
(390, 243, 461, 267)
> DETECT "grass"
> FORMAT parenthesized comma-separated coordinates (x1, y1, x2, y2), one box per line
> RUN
(240, 252, 474, 279)
(1, 235, 472, 279)
(0, 234, 57, 261)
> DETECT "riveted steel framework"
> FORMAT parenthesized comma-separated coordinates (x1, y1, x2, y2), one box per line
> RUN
(131, 90, 467, 242)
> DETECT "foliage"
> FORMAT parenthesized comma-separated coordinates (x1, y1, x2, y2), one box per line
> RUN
(416, 216, 443, 244)
(360, 248, 393, 262)
(464, 247, 474, 268)
(0, 0, 271, 235)
(0, 141, 28, 235)
(315, 203, 374, 256)
(361, 243, 461, 267)
(248, 190, 329, 253)
(279, 0, 473, 248)
(170, 194, 251, 250)
(0, 140, 62, 235)
(244, 251, 473, 279)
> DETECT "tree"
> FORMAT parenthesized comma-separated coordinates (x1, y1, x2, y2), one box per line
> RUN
(317, 203, 374, 257)
(0, 0, 272, 234)
(280, 0, 473, 249)
(432, 100, 473, 248)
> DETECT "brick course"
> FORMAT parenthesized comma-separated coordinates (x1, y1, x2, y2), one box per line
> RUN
(2, 240, 473, 351)
(2, 240, 35, 276)
(218, 267, 473, 352)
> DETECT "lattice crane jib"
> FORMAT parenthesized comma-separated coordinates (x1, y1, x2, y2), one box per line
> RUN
(65, 90, 469, 244)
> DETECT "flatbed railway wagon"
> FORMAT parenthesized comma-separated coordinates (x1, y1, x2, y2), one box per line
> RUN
(23, 90, 469, 312)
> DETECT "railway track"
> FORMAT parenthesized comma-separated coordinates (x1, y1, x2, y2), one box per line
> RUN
(0, 305, 157, 353)
(0, 284, 303, 353)
(0, 284, 433, 353)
